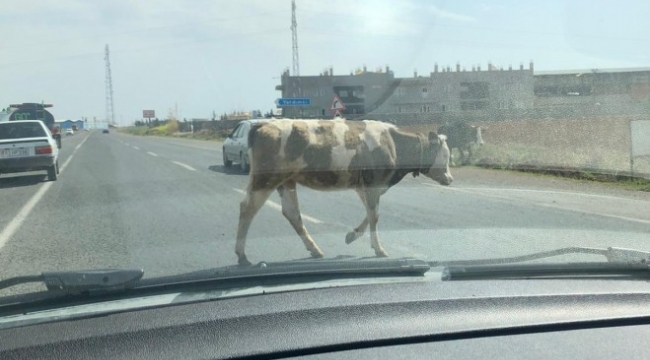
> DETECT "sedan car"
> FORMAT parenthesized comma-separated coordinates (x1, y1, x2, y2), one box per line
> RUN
(65, 128, 74, 136)
(0, 120, 60, 181)
(222, 119, 270, 173)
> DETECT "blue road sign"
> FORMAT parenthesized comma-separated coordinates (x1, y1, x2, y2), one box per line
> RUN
(275, 98, 311, 106)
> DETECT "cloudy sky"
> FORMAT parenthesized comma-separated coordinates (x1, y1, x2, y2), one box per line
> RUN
(1, 0, 648, 123)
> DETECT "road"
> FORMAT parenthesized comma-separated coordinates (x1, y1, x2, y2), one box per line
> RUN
(1, 131, 650, 293)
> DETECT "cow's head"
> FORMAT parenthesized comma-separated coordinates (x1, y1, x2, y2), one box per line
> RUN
(421, 131, 453, 186)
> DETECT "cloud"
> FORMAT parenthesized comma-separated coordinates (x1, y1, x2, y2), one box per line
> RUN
(428, 5, 475, 22)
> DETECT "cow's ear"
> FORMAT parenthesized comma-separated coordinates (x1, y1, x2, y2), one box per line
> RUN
(428, 131, 439, 142)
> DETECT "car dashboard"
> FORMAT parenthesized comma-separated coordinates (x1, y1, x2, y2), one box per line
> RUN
(1, 278, 650, 359)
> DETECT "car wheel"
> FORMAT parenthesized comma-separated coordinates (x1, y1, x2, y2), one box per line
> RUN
(240, 152, 249, 173)
(223, 148, 232, 167)
(47, 161, 59, 181)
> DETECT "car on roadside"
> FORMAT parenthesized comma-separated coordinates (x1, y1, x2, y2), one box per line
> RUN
(0, 120, 60, 181)
(102, 129, 109, 134)
(65, 128, 74, 136)
(222, 119, 270, 173)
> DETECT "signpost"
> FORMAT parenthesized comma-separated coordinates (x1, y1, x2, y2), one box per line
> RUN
(275, 98, 311, 106)
(143, 110, 155, 121)
(330, 94, 346, 118)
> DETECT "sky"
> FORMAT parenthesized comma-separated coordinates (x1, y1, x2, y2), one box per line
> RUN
(1, 0, 649, 123)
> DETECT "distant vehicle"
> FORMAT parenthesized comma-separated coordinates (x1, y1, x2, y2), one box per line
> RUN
(102, 129, 109, 134)
(65, 128, 74, 136)
(72, 124, 78, 131)
(0, 120, 60, 181)
(222, 119, 271, 173)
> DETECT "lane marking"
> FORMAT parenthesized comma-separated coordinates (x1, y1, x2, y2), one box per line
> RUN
(431, 184, 650, 226)
(171, 161, 196, 171)
(133, 146, 140, 150)
(0, 134, 89, 250)
(233, 188, 323, 224)
(147, 151, 158, 157)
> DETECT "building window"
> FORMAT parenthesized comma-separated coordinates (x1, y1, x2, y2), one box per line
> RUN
(442, 105, 446, 112)
(422, 88, 428, 93)
(321, 109, 326, 116)
(426, 106, 431, 112)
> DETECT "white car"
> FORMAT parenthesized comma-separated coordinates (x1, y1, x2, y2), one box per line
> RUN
(65, 128, 74, 136)
(222, 119, 270, 173)
(0, 120, 60, 181)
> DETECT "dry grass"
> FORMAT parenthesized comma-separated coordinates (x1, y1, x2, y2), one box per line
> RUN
(399, 116, 650, 177)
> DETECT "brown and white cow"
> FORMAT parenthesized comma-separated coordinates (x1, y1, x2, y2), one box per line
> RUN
(235, 119, 452, 266)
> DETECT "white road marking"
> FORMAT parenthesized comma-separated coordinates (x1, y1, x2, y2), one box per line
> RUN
(147, 152, 158, 157)
(172, 161, 196, 171)
(233, 188, 323, 224)
(0, 135, 89, 250)
(133, 146, 140, 150)
(432, 184, 650, 225)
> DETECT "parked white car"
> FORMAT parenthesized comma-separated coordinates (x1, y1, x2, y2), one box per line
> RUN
(222, 119, 270, 173)
(0, 120, 60, 181)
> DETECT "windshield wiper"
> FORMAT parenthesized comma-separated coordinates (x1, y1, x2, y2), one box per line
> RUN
(442, 262, 650, 281)
(0, 269, 144, 294)
(435, 247, 650, 281)
(429, 246, 650, 267)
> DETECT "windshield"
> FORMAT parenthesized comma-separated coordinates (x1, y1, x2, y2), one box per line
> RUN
(0, 122, 47, 140)
(1, 1, 649, 300)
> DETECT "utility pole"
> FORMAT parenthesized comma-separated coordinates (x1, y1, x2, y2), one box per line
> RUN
(104, 44, 115, 125)
(291, 0, 300, 76)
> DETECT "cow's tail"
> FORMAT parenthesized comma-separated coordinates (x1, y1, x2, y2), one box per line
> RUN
(248, 123, 264, 149)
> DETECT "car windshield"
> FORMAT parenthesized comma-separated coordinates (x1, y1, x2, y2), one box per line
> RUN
(0, 1, 649, 302)
(0, 122, 47, 140)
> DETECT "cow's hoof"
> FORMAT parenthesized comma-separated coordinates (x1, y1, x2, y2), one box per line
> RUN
(310, 249, 325, 259)
(237, 254, 252, 266)
(374, 249, 389, 258)
(345, 231, 358, 244)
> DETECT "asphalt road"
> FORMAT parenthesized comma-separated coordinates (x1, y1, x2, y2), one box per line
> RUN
(1, 131, 650, 294)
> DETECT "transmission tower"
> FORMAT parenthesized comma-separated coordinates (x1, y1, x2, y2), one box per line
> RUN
(104, 44, 115, 125)
(290, 0, 300, 76)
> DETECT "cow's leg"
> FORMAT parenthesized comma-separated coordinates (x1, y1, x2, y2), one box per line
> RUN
(345, 190, 370, 244)
(364, 189, 388, 257)
(236, 176, 281, 266)
(459, 146, 468, 166)
(278, 181, 324, 259)
(466, 145, 473, 165)
(345, 217, 369, 244)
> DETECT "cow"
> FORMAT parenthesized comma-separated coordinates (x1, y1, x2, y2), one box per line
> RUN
(437, 122, 485, 166)
(235, 119, 453, 266)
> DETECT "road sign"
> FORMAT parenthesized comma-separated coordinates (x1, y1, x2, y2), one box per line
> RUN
(330, 94, 346, 111)
(143, 110, 155, 118)
(275, 98, 311, 106)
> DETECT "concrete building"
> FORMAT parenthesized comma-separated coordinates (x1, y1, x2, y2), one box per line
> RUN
(275, 62, 650, 123)
(275, 66, 397, 119)
(275, 62, 534, 123)
(533, 67, 650, 119)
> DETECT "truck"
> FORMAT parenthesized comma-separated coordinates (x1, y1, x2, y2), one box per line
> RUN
(0, 103, 62, 149)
